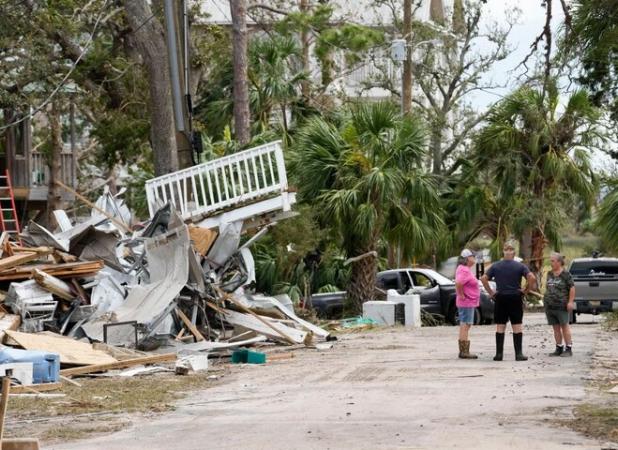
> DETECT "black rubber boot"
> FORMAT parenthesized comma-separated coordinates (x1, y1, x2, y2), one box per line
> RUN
(493, 332, 504, 361)
(549, 345, 563, 356)
(513, 332, 528, 361)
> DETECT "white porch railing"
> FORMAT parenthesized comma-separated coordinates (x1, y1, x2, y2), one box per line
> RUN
(145, 141, 292, 221)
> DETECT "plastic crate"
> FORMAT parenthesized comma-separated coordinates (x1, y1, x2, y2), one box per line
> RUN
(231, 348, 266, 364)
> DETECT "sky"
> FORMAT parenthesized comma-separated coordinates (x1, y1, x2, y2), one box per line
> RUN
(473, 0, 565, 109)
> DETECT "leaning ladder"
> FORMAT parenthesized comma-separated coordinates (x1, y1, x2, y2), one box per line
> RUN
(0, 170, 21, 239)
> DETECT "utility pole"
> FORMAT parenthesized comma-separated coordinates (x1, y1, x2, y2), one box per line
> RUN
(163, 0, 194, 169)
(230, 0, 251, 146)
(402, 0, 412, 116)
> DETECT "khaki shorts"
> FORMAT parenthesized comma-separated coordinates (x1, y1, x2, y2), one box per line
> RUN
(546, 308, 569, 326)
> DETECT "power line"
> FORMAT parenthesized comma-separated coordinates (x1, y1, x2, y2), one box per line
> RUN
(0, 0, 109, 132)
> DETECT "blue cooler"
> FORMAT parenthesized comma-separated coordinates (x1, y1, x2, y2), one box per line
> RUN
(0, 348, 60, 384)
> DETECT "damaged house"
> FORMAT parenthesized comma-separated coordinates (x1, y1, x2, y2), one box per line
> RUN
(0, 140, 331, 388)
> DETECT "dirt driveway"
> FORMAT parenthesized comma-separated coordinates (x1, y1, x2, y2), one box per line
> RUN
(54, 313, 616, 450)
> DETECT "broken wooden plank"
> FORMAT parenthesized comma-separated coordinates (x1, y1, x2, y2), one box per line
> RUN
(32, 269, 74, 300)
(188, 225, 218, 256)
(0, 252, 40, 272)
(219, 308, 308, 345)
(55, 180, 132, 233)
(218, 290, 299, 345)
(267, 352, 295, 361)
(0, 232, 8, 259)
(0, 313, 20, 344)
(0, 437, 41, 450)
(60, 353, 177, 377)
(175, 328, 186, 341)
(268, 297, 330, 339)
(175, 308, 205, 342)
(9, 246, 54, 255)
(180, 335, 267, 352)
(71, 279, 89, 303)
(5, 331, 117, 366)
(91, 343, 147, 361)
(0, 260, 104, 281)
(10, 383, 62, 394)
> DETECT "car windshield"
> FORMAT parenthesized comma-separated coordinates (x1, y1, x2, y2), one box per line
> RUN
(569, 261, 618, 276)
(417, 270, 453, 285)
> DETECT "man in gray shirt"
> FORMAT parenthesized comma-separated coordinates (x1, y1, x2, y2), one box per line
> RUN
(481, 241, 537, 361)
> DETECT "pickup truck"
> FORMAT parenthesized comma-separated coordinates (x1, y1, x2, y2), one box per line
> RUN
(309, 268, 494, 325)
(568, 257, 618, 322)
(376, 268, 494, 325)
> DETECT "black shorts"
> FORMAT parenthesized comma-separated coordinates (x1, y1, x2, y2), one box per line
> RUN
(494, 293, 524, 325)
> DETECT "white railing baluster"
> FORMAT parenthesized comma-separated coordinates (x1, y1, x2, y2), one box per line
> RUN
(198, 172, 207, 209)
(213, 164, 223, 206)
(236, 158, 244, 195)
(205, 167, 215, 206)
(266, 149, 276, 185)
(251, 154, 260, 190)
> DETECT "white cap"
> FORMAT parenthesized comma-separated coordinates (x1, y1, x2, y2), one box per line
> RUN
(461, 249, 474, 258)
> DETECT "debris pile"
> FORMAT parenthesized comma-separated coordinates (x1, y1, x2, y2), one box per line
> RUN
(0, 142, 331, 390)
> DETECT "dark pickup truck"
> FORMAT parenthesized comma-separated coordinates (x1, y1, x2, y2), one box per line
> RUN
(309, 268, 494, 325)
(376, 268, 494, 325)
(569, 257, 618, 322)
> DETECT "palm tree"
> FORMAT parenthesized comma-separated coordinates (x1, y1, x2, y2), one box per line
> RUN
(596, 183, 618, 250)
(290, 101, 444, 313)
(469, 81, 600, 278)
(248, 35, 307, 134)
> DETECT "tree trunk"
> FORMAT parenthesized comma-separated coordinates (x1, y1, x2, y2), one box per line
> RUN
(230, 0, 251, 146)
(123, 0, 178, 176)
(431, 116, 445, 174)
(346, 252, 379, 315)
(519, 229, 533, 263)
(47, 102, 63, 228)
(300, 0, 311, 99)
(402, 0, 412, 116)
(529, 226, 546, 287)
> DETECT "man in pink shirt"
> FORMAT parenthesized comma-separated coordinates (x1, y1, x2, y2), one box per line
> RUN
(455, 249, 480, 359)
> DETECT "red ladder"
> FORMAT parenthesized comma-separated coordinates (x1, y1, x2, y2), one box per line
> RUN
(0, 170, 21, 239)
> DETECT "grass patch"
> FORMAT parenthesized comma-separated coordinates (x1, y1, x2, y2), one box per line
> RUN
(602, 311, 618, 332)
(4, 372, 221, 443)
(572, 404, 618, 442)
(7, 372, 216, 420)
(40, 422, 128, 442)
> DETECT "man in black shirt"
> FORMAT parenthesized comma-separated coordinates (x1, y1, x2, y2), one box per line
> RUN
(481, 241, 537, 361)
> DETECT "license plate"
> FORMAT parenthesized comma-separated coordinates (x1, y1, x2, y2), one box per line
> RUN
(590, 301, 601, 307)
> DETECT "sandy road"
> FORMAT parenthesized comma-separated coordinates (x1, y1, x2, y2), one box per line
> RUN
(55, 313, 616, 450)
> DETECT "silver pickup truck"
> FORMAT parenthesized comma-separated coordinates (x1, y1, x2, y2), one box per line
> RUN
(568, 257, 618, 322)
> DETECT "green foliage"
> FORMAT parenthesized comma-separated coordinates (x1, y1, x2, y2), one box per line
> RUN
(595, 182, 618, 250)
(252, 206, 349, 297)
(291, 101, 445, 261)
(570, 0, 618, 122)
(448, 80, 601, 261)
(90, 112, 150, 170)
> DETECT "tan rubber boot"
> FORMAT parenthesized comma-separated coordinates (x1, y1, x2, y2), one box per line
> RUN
(458, 340, 466, 358)
(465, 340, 478, 359)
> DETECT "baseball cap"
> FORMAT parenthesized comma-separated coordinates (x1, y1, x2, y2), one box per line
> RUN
(461, 249, 474, 258)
